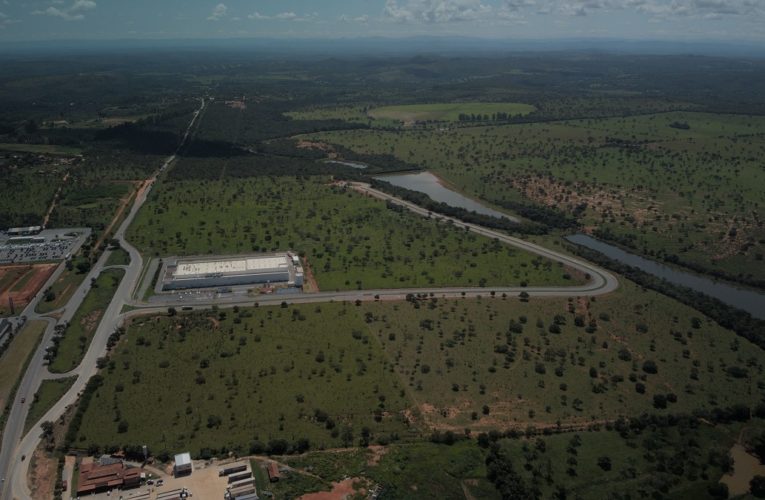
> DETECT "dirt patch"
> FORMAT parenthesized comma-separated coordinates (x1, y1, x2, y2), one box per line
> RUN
(226, 99, 247, 110)
(366, 445, 389, 466)
(80, 309, 102, 332)
(92, 181, 139, 252)
(298, 478, 369, 500)
(208, 316, 221, 330)
(27, 444, 57, 500)
(297, 140, 338, 159)
(301, 256, 320, 293)
(512, 175, 659, 227)
(0, 263, 57, 314)
(721, 443, 765, 496)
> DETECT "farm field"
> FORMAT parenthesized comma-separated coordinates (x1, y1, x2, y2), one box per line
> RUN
(24, 376, 76, 434)
(0, 320, 46, 412)
(74, 276, 765, 458)
(0, 264, 56, 317)
(47, 268, 124, 373)
(368, 102, 536, 123)
(128, 176, 579, 291)
(306, 111, 765, 285)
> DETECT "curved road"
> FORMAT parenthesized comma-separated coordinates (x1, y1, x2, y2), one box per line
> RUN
(2, 98, 618, 499)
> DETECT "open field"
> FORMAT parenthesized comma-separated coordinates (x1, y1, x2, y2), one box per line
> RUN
(368, 102, 536, 123)
(24, 377, 76, 434)
(0, 320, 46, 411)
(75, 275, 765, 457)
(0, 143, 83, 156)
(128, 176, 578, 291)
(47, 268, 124, 373)
(306, 111, 765, 285)
(76, 302, 415, 457)
(0, 264, 57, 317)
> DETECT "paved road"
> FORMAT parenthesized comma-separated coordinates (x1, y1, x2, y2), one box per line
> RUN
(0, 98, 206, 499)
(2, 96, 618, 499)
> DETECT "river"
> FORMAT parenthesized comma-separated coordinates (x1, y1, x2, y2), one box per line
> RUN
(375, 171, 518, 222)
(566, 234, 765, 319)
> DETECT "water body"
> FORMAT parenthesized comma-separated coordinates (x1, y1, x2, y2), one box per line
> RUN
(325, 160, 367, 169)
(566, 234, 765, 319)
(376, 171, 518, 221)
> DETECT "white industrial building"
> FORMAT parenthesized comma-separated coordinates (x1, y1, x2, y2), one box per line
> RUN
(160, 252, 304, 291)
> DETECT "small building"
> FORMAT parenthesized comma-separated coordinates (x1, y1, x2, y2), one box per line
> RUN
(174, 452, 193, 477)
(76, 461, 141, 496)
(7, 226, 42, 236)
(266, 462, 281, 482)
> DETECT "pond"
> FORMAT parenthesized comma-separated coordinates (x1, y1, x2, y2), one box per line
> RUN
(376, 171, 518, 222)
(566, 234, 765, 319)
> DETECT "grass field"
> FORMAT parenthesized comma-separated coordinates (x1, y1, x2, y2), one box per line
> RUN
(76, 302, 416, 457)
(0, 320, 46, 411)
(36, 260, 89, 314)
(368, 103, 536, 123)
(105, 248, 130, 267)
(75, 275, 765, 457)
(24, 377, 76, 434)
(306, 111, 765, 283)
(48, 268, 123, 373)
(128, 176, 578, 291)
(0, 143, 83, 155)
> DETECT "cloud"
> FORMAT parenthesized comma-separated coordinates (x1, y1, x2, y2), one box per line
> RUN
(623, 0, 762, 19)
(384, 0, 493, 23)
(32, 0, 96, 21)
(207, 3, 227, 21)
(248, 11, 318, 22)
(340, 14, 370, 23)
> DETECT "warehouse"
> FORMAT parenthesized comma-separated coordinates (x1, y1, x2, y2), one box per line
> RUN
(160, 252, 304, 291)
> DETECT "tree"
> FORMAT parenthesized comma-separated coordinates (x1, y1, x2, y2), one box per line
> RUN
(486, 445, 537, 499)
(751, 476, 765, 498)
(597, 456, 612, 471)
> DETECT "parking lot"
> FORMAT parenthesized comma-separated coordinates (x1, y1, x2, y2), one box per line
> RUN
(0, 228, 90, 264)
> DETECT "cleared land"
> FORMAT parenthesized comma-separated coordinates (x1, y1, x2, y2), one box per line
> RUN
(368, 102, 536, 123)
(48, 268, 124, 373)
(128, 176, 578, 291)
(0, 320, 46, 411)
(0, 264, 56, 317)
(306, 111, 765, 284)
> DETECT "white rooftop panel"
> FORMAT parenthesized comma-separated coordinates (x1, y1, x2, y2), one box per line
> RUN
(173, 256, 289, 278)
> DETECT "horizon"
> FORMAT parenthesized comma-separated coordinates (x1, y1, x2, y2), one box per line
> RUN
(1, 1, 764, 45)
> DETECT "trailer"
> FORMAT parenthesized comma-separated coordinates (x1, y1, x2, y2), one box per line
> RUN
(228, 469, 253, 484)
(219, 462, 249, 477)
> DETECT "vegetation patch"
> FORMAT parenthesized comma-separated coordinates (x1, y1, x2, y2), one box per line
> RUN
(368, 102, 536, 123)
(47, 268, 124, 373)
(128, 176, 574, 290)
(24, 376, 77, 434)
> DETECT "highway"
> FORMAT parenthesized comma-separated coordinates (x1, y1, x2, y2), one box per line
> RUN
(0, 96, 618, 499)
(0, 98, 206, 500)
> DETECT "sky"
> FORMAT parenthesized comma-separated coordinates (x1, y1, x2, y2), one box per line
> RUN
(0, 0, 764, 43)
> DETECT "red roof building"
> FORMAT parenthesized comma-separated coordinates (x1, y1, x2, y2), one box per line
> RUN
(77, 461, 141, 495)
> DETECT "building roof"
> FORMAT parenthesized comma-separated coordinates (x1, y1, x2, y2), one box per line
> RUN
(175, 452, 192, 467)
(174, 256, 288, 278)
(77, 461, 139, 494)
